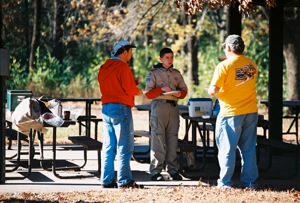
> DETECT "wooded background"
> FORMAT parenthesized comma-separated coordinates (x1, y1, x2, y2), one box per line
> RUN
(2, 0, 300, 103)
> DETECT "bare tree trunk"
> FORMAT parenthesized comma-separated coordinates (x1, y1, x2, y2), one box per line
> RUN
(208, 8, 227, 59)
(29, 0, 42, 72)
(219, 7, 228, 43)
(283, 7, 300, 100)
(53, 0, 64, 62)
(188, 35, 199, 85)
(187, 15, 199, 85)
(24, 0, 30, 73)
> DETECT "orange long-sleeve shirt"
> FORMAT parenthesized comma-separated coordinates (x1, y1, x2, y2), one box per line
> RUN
(98, 59, 140, 107)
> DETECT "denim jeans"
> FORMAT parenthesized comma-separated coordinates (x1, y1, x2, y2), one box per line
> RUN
(215, 112, 259, 188)
(100, 103, 134, 186)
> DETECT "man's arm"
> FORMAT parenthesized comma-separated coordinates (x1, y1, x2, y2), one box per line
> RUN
(207, 85, 220, 96)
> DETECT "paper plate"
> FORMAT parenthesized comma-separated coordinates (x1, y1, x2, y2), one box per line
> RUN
(162, 90, 180, 95)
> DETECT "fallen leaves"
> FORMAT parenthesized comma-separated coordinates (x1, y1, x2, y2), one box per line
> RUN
(2, 186, 298, 203)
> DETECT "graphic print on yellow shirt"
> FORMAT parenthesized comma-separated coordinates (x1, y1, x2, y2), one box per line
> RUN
(235, 63, 256, 86)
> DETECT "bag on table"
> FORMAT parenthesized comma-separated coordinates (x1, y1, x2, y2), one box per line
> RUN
(12, 97, 64, 136)
(12, 97, 48, 136)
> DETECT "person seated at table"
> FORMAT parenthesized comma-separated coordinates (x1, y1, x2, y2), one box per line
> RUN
(207, 35, 259, 189)
(145, 47, 188, 181)
(98, 40, 144, 188)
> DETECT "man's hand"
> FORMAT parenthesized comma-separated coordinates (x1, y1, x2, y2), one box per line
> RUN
(135, 76, 141, 86)
(137, 89, 144, 95)
(161, 86, 171, 92)
(173, 92, 181, 97)
(207, 85, 219, 96)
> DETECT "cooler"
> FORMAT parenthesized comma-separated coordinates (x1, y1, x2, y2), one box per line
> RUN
(6, 90, 32, 111)
(188, 98, 212, 117)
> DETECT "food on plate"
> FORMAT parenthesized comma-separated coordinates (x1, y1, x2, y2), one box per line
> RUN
(42, 113, 54, 119)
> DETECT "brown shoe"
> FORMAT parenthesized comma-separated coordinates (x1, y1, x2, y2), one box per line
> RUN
(100, 181, 118, 188)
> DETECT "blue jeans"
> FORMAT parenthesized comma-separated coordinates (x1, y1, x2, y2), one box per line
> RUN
(215, 113, 259, 188)
(100, 103, 134, 186)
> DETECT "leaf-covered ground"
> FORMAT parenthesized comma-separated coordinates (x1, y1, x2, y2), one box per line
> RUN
(1, 186, 300, 203)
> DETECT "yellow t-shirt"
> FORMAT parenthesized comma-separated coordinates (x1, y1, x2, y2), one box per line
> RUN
(210, 55, 258, 117)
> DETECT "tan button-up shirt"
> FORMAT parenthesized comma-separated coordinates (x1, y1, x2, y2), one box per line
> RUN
(145, 65, 187, 101)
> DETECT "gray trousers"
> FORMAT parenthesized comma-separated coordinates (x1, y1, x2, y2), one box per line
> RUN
(149, 100, 180, 175)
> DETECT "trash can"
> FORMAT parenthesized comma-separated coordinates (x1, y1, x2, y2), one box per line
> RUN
(6, 90, 32, 111)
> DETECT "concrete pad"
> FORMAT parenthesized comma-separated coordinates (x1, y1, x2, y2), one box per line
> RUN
(1, 144, 300, 194)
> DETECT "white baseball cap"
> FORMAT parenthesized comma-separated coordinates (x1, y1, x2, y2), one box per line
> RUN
(111, 40, 136, 56)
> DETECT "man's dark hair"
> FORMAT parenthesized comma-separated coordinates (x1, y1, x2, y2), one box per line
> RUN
(115, 45, 132, 56)
(160, 47, 173, 58)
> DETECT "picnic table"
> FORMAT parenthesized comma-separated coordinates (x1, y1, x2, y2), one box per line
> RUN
(260, 100, 300, 144)
(5, 110, 76, 180)
(4, 96, 104, 180)
(40, 97, 101, 138)
(180, 113, 217, 174)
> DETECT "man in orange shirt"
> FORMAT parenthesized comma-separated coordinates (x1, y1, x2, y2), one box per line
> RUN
(98, 40, 143, 188)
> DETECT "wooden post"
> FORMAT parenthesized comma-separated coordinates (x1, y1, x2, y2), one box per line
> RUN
(269, 0, 284, 141)
(0, 3, 5, 184)
(0, 77, 5, 184)
(227, 5, 242, 35)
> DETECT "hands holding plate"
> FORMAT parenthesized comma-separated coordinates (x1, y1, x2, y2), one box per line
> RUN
(162, 86, 181, 97)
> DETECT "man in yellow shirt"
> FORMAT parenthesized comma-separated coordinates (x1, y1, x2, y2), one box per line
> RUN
(208, 35, 259, 189)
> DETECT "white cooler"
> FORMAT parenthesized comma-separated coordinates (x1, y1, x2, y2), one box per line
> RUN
(188, 98, 212, 117)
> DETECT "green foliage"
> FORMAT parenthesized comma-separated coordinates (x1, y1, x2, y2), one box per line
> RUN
(132, 47, 160, 89)
(7, 57, 28, 90)
(242, 10, 274, 101)
(7, 43, 108, 98)
(247, 40, 269, 101)
(27, 48, 72, 97)
(197, 33, 221, 96)
(63, 43, 106, 97)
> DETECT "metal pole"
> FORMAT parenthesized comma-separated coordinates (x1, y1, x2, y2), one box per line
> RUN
(269, 0, 283, 141)
(0, 2, 6, 184)
(0, 76, 6, 184)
